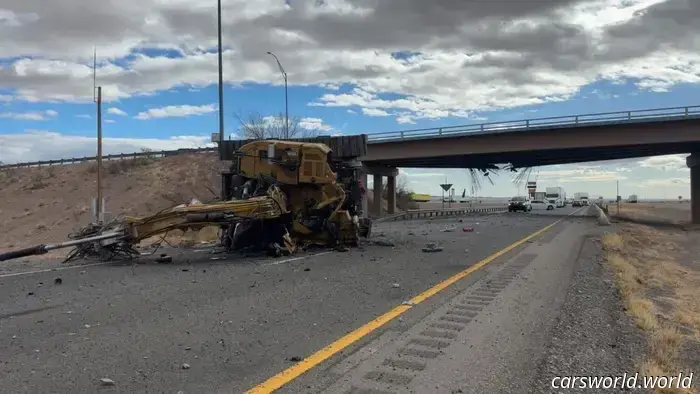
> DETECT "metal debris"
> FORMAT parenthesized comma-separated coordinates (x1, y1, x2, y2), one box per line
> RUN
(100, 378, 115, 386)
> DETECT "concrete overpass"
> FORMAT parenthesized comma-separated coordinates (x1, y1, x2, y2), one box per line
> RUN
(358, 105, 700, 221)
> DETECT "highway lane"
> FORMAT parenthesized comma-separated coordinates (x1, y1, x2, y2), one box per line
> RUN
(0, 212, 578, 393)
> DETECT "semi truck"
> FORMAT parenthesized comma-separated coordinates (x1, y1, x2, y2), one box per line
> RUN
(573, 192, 589, 206)
(629, 194, 638, 203)
(545, 187, 566, 208)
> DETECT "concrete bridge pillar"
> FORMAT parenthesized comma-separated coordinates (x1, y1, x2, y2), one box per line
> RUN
(387, 175, 396, 215)
(373, 174, 382, 218)
(360, 171, 368, 217)
(687, 154, 700, 224)
(363, 165, 399, 218)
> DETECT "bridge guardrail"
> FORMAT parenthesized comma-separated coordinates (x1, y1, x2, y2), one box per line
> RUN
(367, 104, 700, 142)
(375, 207, 507, 223)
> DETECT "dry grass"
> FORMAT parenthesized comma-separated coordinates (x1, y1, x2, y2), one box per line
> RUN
(602, 226, 699, 393)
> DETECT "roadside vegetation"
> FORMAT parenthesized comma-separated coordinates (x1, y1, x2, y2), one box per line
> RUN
(602, 224, 699, 394)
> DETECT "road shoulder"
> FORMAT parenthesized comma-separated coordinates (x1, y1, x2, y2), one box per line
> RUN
(530, 228, 645, 392)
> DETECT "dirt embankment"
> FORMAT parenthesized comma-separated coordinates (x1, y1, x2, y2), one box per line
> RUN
(602, 211, 700, 393)
(611, 202, 691, 226)
(0, 152, 227, 257)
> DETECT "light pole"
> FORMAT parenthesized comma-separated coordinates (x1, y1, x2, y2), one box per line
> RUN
(267, 51, 288, 139)
(217, 0, 224, 145)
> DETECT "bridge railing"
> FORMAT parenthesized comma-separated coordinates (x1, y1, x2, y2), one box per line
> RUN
(367, 105, 700, 142)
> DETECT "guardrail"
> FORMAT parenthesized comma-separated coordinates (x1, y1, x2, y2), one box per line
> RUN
(367, 104, 700, 142)
(375, 207, 507, 222)
(2, 104, 699, 170)
(0, 147, 217, 170)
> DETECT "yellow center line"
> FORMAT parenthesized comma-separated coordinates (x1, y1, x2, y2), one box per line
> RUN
(246, 215, 569, 394)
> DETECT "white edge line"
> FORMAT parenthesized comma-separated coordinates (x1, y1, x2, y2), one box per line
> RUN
(0, 250, 335, 279)
(265, 251, 333, 266)
(0, 261, 114, 279)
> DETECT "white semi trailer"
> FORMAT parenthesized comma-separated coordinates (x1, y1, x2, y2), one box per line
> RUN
(574, 192, 590, 206)
(546, 187, 566, 208)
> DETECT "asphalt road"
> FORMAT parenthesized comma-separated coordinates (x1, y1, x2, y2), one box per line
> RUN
(0, 210, 583, 393)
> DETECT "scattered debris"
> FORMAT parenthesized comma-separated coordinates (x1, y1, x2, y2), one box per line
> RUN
(303, 268, 311, 272)
(54, 278, 62, 285)
(155, 254, 172, 264)
(392, 283, 400, 288)
(99, 378, 115, 386)
(181, 268, 189, 272)
(462, 227, 474, 232)
(422, 243, 443, 253)
(402, 300, 416, 306)
(372, 240, 395, 247)
(181, 363, 190, 370)
(441, 227, 455, 232)
(27, 292, 34, 296)
(288, 356, 303, 362)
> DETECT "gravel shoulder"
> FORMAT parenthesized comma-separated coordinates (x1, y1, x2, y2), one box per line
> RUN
(531, 227, 646, 393)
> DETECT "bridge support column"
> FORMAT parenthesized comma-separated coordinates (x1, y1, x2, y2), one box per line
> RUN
(364, 165, 399, 218)
(360, 171, 368, 217)
(687, 154, 700, 224)
(373, 174, 382, 218)
(387, 175, 396, 215)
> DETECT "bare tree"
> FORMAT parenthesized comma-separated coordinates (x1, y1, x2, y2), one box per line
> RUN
(235, 112, 322, 140)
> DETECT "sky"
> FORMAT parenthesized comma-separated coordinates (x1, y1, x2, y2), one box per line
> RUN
(1, 0, 699, 199)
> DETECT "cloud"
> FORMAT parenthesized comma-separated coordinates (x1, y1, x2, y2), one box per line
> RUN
(638, 178, 690, 188)
(0, 95, 13, 102)
(135, 104, 216, 120)
(0, 130, 214, 164)
(76, 114, 91, 119)
(638, 154, 689, 171)
(0, 0, 698, 125)
(537, 167, 628, 182)
(107, 107, 128, 116)
(362, 107, 390, 117)
(298, 117, 333, 132)
(0, 110, 58, 121)
(105, 119, 116, 124)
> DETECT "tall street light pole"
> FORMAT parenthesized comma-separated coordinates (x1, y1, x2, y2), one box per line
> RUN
(267, 51, 288, 139)
(217, 0, 224, 145)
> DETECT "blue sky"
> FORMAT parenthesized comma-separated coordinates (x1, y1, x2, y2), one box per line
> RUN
(1, 0, 698, 199)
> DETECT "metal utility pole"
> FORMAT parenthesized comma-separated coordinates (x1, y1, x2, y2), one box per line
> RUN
(267, 51, 288, 139)
(617, 180, 620, 215)
(93, 48, 103, 223)
(217, 0, 225, 145)
(96, 86, 103, 222)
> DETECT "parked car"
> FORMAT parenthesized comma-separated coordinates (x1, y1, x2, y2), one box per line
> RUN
(508, 196, 532, 212)
(531, 200, 555, 211)
(572, 200, 582, 207)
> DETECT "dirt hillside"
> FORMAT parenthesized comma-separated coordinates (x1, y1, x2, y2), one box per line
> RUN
(0, 152, 227, 258)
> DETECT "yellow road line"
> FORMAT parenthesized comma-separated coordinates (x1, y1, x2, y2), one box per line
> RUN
(245, 217, 565, 394)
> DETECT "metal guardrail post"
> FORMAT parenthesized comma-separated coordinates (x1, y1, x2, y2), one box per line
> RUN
(628, 111, 631, 120)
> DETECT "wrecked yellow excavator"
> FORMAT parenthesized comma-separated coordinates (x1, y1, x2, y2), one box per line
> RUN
(0, 139, 372, 263)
